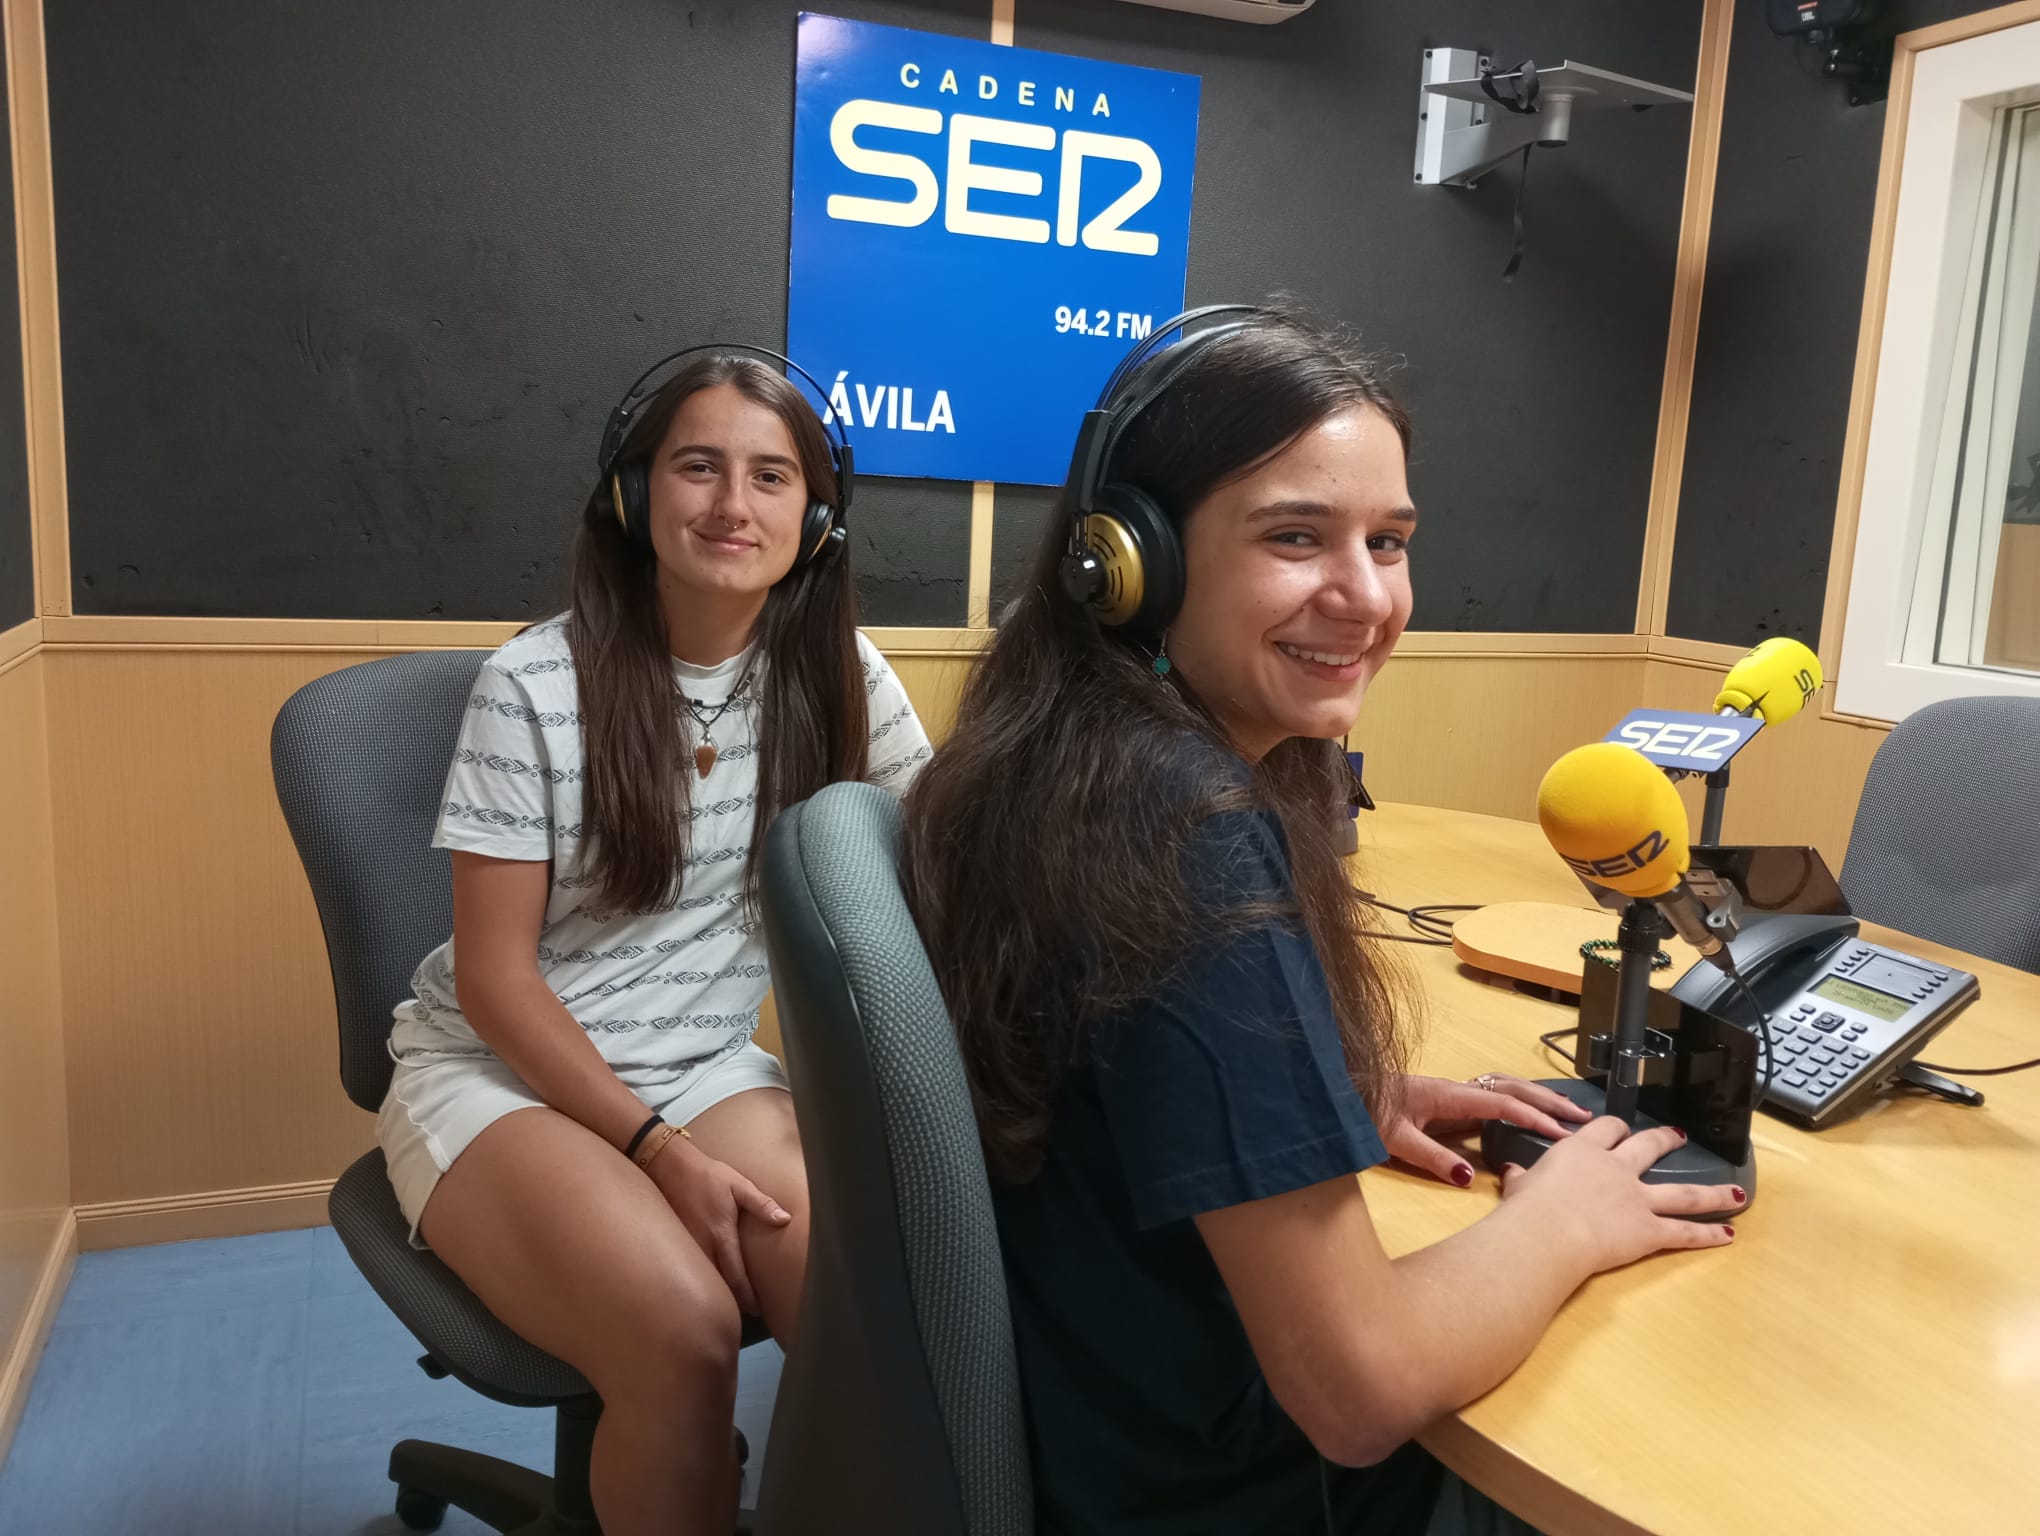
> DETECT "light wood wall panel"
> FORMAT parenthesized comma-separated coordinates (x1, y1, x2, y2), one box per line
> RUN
(46, 641, 1879, 1216)
(0, 653, 74, 1452)
(1352, 653, 1650, 826)
(41, 644, 977, 1209)
(44, 647, 389, 1207)
(1356, 651, 1893, 887)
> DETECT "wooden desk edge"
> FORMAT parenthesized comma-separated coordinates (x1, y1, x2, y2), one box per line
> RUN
(1420, 1416, 1648, 1536)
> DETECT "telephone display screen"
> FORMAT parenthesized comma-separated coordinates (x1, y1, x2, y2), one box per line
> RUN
(1811, 973, 1912, 1023)
(1856, 955, 1930, 994)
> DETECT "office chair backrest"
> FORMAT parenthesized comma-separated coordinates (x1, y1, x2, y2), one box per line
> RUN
(758, 783, 1032, 1536)
(272, 650, 490, 1110)
(1840, 694, 2040, 976)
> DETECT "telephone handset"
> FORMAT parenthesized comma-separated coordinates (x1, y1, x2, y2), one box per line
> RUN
(1671, 847, 1982, 1126)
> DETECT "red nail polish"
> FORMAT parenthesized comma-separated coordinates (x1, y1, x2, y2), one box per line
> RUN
(1731, 1186, 1747, 1204)
(1674, 1127, 1688, 1142)
(1722, 1224, 1736, 1238)
(1450, 1163, 1474, 1188)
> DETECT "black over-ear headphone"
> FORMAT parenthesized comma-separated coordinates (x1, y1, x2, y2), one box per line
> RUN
(595, 343, 855, 567)
(1057, 304, 1272, 635)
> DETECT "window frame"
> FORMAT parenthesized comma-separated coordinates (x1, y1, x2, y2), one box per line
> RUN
(1828, 6, 2040, 722)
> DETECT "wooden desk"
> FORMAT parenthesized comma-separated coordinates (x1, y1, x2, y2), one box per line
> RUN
(1353, 803, 2039, 1536)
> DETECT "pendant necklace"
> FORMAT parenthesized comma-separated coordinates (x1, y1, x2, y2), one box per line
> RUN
(682, 660, 755, 779)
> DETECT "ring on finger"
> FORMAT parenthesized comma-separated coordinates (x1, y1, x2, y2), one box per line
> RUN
(1473, 1073, 1501, 1092)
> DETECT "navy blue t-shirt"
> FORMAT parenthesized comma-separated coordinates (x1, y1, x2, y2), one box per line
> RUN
(993, 797, 1442, 1534)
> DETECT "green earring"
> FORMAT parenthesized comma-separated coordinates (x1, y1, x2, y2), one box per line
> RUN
(1152, 633, 1171, 677)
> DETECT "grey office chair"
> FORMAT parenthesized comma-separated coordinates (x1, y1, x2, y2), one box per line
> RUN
(272, 650, 763, 1535)
(1840, 694, 2040, 976)
(756, 783, 1032, 1536)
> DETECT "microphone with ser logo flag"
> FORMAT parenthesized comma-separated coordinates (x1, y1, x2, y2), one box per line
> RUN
(1697, 636, 1824, 842)
(1537, 742, 1740, 981)
(1475, 742, 1763, 1208)
(1714, 636, 1823, 723)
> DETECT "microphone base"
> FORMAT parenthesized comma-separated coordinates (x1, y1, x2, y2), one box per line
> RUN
(1479, 1077, 1756, 1217)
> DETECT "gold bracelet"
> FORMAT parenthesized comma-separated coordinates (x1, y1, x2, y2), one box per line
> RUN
(632, 1121, 689, 1171)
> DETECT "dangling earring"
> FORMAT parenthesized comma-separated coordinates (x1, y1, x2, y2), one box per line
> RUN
(1152, 632, 1172, 677)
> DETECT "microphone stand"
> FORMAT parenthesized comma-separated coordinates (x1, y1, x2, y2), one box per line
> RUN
(1601, 898, 1666, 1126)
(1700, 764, 1729, 847)
(1702, 697, 1761, 845)
(1480, 896, 1758, 1208)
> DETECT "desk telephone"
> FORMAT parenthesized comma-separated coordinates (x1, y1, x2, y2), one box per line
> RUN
(1670, 847, 1982, 1127)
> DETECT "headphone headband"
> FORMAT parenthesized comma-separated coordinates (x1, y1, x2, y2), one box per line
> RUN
(1092, 303, 1271, 411)
(1063, 304, 1275, 523)
(596, 341, 855, 513)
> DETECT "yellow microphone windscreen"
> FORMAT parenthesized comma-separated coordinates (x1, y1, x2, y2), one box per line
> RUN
(1536, 742, 1691, 900)
(1714, 637, 1823, 723)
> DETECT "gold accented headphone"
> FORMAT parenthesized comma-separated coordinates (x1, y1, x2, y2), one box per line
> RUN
(596, 343, 853, 567)
(1057, 305, 1272, 635)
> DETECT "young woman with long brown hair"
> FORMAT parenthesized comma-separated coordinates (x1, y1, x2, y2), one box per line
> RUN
(901, 310, 1740, 1534)
(376, 348, 930, 1536)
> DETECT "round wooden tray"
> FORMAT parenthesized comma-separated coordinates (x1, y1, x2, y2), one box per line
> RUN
(1449, 900, 1705, 993)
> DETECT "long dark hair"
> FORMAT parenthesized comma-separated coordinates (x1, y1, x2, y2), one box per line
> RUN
(566, 354, 867, 913)
(902, 314, 1418, 1185)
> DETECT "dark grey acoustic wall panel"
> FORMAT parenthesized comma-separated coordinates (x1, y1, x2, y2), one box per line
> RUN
(1019, 0, 1702, 633)
(52, 0, 1701, 632)
(48, 0, 985, 625)
(1670, 0, 1990, 645)
(0, 51, 32, 632)
(989, 482, 1059, 619)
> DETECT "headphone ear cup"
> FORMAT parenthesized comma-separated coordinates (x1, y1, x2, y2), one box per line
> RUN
(611, 462, 652, 548)
(797, 499, 840, 566)
(1091, 482, 1184, 635)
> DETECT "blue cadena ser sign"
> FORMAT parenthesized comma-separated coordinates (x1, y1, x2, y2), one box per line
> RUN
(788, 13, 1200, 485)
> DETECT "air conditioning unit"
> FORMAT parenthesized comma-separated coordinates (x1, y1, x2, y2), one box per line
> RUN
(1112, 0, 1318, 23)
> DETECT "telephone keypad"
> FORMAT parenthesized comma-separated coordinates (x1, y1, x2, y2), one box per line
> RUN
(1742, 940, 1980, 1127)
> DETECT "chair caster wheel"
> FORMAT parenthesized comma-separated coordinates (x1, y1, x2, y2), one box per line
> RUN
(394, 1485, 448, 1531)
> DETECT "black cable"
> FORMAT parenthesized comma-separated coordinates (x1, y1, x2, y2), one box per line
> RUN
(1354, 896, 1465, 947)
(1359, 898, 1478, 944)
(1371, 900, 1480, 923)
(1912, 1056, 2040, 1076)
(1726, 969, 1778, 1103)
(1502, 143, 1533, 281)
(1538, 1025, 1582, 1073)
(1478, 60, 1540, 281)
(1408, 902, 1477, 942)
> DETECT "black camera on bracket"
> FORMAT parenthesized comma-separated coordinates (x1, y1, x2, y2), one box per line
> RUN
(1765, 0, 1874, 40)
(1767, 0, 1889, 107)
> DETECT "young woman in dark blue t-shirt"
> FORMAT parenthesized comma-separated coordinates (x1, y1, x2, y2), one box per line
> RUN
(901, 311, 1742, 1535)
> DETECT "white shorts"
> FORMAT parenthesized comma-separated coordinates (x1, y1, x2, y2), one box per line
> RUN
(376, 1042, 789, 1248)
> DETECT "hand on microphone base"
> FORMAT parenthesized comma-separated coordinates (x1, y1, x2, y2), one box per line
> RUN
(1478, 1076, 1758, 1219)
(1379, 1073, 1594, 1187)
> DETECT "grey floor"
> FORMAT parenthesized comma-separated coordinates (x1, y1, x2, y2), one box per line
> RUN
(0, 1227, 783, 1535)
